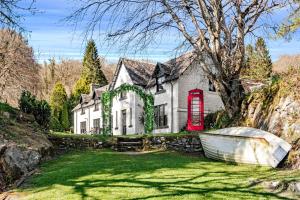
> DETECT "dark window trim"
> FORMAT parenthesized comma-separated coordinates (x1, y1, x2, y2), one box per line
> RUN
(209, 80, 216, 92)
(155, 89, 166, 95)
(119, 91, 127, 100)
(115, 111, 118, 130)
(81, 106, 85, 115)
(93, 118, 101, 134)
(154, 104, 168, 129)
(94, 101, 99, 111)
(129, 108, 133, 127)
(156, 75, 165, 93)
(80, 121, 87, 134)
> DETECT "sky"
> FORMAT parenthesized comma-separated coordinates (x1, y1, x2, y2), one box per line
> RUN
(21, 0, 300, 64)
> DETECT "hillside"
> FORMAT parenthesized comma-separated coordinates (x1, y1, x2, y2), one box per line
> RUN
(239, 68, 300, 169)
(273, 55, 300, 73)
(0, 102, 52, 191)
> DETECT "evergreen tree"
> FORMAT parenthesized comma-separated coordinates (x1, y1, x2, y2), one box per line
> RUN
(61, 102, 70, 130)
(242, 37, 272, 80)
(73, 77, 90, 100)
(73, 39, 108, 101)
(82, 39, 108, 86)
(50, 82, 67, 119)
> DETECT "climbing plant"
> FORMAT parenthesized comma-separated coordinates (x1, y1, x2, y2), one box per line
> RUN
(101, 84, 154, 135)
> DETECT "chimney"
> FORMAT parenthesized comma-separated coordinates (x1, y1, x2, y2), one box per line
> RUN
(90, 84, 101, 93)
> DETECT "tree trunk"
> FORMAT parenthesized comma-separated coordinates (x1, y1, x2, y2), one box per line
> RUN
(215, 77, 245, 118)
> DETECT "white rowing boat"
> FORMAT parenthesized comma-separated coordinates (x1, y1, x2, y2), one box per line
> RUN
(199, 127, 292, 168)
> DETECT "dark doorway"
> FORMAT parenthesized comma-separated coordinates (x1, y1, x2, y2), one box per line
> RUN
(121, 109, 127, 135)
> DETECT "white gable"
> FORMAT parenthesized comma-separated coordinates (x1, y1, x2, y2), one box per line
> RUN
(113, 63, 133, 89)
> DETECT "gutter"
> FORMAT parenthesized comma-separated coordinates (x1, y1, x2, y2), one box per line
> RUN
(170, 81, 174, 133)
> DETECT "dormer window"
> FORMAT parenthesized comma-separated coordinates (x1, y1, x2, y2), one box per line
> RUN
(156, 76, 165, 92)
(209, 80, 216, 92)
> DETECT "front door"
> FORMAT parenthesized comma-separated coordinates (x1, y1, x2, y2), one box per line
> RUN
(121, 110, 127, 135)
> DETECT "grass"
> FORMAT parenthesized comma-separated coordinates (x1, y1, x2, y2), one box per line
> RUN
(16, 150, 300, 200)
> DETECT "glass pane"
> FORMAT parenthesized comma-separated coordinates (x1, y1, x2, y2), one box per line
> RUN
(191, 97, 200, 126)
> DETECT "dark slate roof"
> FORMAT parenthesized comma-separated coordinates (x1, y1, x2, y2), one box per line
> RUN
(80, 94, 92, 104)
(109, 58, 156, 89)
(72, 85, 109, 112)
(147, 51, 198, 87)
(92, 85, 109, 99)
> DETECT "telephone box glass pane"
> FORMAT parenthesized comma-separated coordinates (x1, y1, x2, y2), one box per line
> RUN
(192, 96, 200, 126)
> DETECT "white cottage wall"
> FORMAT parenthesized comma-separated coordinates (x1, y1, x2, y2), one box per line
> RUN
(111, 64, 143, 135)
(148, 81, 179, 134)
(177, 63, 224, 130)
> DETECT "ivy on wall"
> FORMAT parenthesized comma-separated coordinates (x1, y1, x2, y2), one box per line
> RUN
(101, 84, 154, 135)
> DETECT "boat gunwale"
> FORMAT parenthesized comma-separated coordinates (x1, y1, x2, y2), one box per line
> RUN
(200, 132, 270, 145)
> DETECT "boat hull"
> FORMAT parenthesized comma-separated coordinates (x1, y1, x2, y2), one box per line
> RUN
(199, 127, 292, 168)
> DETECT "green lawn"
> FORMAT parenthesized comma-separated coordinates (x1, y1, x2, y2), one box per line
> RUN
(17, 150, 299, 200)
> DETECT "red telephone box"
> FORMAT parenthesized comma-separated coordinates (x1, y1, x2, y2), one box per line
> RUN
(187, 89, 204, 131)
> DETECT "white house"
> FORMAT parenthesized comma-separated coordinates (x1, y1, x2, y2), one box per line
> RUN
(73, 85, 108, 134)
(72, 52, 224, 135)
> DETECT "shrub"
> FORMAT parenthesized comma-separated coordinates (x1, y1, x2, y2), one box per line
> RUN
(33, 100, 51, 128)
(204, 110, 232, 129)
(61, 102, 70, 131)
(18, 90, 51, 128)
(50, 116, 64, 132)
(19, 90, 36, 114)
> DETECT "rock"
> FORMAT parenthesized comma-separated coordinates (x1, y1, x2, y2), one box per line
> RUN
(266, 181, 281, 190)
(253, 102, 263, 126)
(289, 182, 300, 194)
(1, 146, 41, 180)
(3, 112, 10, 119)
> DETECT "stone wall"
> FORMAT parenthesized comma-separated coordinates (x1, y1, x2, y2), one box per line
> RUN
(143, 134, 203, 154)
(47, 135, 111, 154)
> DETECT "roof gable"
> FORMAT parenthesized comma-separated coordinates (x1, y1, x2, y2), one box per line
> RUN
(147, 51, 198, 88)
(109, 58, 155, 89)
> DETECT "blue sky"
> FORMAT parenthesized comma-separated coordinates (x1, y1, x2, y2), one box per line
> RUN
(22, 0, 300, 64)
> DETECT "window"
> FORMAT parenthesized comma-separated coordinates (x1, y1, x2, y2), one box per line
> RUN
(156, 76, 165, 92)
(80, 121, 86, 134)
(129, 108, 133, 127)
(94, 103, 99, 111)
(111, 115, 113, 130)
(81, 106, 85, 115)
(209, 80, 216, 92)
(93, 118, 101, 134)
(154, 104, 168, 129)
(115, 111, 118, 129)
(120, 91, 127, 100)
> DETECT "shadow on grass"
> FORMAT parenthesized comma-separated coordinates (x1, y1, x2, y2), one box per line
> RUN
(19, 150, 298, 200)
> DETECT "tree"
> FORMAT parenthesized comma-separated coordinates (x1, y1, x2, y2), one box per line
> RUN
(278, 1, 300, 38)
(82, 39, 108, 86)
(61, 102, 70, 130)
(18, 90, 51, 128)
(0, 29, 40, 107)
(72, 77, 90, 99)
(72, 40, 108, 100)
(242, 38, 272, 80)
(33, 100, 51, 128)
(0, 0, 36, 32)
(50, 82, 67, 119)
(39, 58, 83, 100)
(67, 0, 287, 117)
(19, 90, 36, 114)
